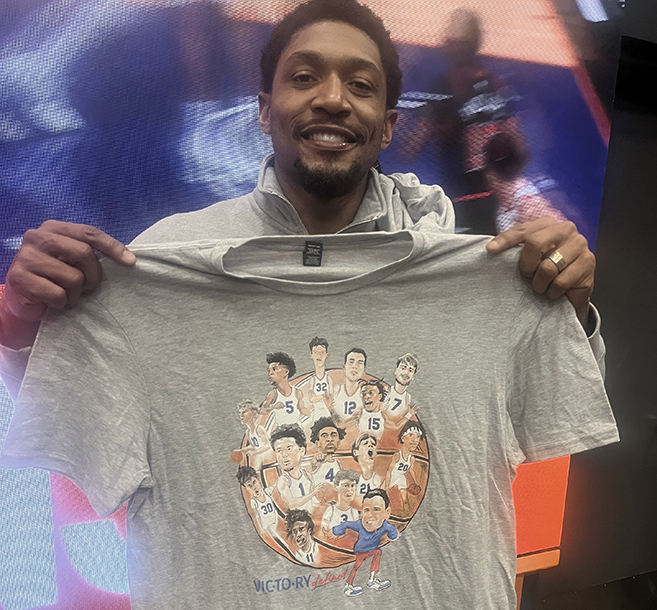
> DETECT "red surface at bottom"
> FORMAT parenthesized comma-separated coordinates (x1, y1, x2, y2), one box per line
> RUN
(48, 474, 130, 610)
(513, 456, 571, 555)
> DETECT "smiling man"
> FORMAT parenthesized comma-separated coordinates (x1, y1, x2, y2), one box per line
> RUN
(257, 17, 397, 234)
(332, 488, 399, 596)
(1, 0, 600, 384)
(0, 1, 617, 609)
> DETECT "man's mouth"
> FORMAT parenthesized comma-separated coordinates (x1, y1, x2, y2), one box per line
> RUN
(298, 124, 361, 147)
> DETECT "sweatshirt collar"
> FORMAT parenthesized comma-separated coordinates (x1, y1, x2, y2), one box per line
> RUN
(253, 155, 385, 234)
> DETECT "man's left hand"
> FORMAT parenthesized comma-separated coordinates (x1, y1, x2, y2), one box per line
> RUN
(486, 217, 594, 326)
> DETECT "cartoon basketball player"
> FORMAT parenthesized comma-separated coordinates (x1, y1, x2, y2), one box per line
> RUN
(330, 348, 366, 425)
(385, 420, 426, 514)
(384, 353, 419, 422)
(332, 489, 399, 596)
(321, 469, 360, 537)
(234, 399, 270, 470)
(261, 352, 309, 432)
(270, 424, 325, 512)
(351, 433, 383, 506)
(286, 509, 320, 565)
(310, 416, 346, 487)
(307, 337, 333, 421)
(358, 379, 417, 440)
(236, 465, 279, 535)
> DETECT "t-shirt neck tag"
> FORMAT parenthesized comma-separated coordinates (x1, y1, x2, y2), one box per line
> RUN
(303, 241, 323, 267)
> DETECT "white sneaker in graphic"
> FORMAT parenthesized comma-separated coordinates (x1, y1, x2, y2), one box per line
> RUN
(366, 576, 391, 591)
(344, 583, 363, 596)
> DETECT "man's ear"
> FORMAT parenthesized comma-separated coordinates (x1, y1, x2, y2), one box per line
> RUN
(380, 109, 398, 151)
(258, 92, 272, 135)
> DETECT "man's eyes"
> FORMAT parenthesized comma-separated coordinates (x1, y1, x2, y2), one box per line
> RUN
(289, 73, 375, 93)
(350, 80, 374, 93)
(292, 72, 316, 83)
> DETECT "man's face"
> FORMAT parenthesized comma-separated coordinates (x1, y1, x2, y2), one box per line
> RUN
(310, 345, 328, 367)
(336, 478, 357, 502)
(291, 521, 312, 550)
(316, 426, 340, 454)
(354, 436, 377, 465)
(238, 407, 254, 425)
(258, 21, 397, 200)
(362, 495, 390, 532)
(361, 384, 382, 412)
(274, 437, 305, 471)
(268, 362, 288, 385)
(344, 351, 365, 383)
(401, 430, 422, 452)
(243, 476, 264, 499)
(394, 361, 416, 386)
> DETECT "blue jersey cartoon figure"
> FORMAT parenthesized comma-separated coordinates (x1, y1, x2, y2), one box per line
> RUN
(332, 488, 398, 596)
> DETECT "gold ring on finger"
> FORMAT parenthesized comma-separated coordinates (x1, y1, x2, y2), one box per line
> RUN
(546, 250, 567, 273)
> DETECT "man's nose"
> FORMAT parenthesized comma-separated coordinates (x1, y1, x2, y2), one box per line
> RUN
(312, 74, 351, 114)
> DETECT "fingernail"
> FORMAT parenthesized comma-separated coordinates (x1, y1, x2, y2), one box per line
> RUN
(122, 249, 137, 264)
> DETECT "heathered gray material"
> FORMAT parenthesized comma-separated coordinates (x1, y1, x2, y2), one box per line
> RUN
(1, 230, 618, 610)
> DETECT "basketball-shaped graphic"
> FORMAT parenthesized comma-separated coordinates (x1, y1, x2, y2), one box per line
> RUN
(232, 347, 429, 569)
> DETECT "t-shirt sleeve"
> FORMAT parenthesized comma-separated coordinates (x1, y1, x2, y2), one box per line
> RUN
(506, 289, 619, 463)
(0, 296, 152, 517)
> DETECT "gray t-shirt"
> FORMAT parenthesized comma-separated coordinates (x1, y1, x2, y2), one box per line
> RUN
(0, 231, 618, 610)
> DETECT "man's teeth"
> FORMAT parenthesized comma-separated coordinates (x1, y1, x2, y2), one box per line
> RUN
(308, 132, 347, 142)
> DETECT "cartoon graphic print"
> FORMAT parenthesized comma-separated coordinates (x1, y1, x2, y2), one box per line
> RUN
(233, 340, 429, 596)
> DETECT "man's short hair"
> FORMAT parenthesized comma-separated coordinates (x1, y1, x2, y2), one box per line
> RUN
(334, 469, 360, 486)
(266, 351, 297, 378)
(310, 416, 346, 443)
(360, 378, 387, 402)
(260, 0, 402, 110)
(398, 419, 426, 444)
(237, 399, 260, 415)
(351, 433, 377, 461)
(270, 423, 307, 450)
(396, 353, 419, 373)
(363, 487, 390, 509)
(344, 347, 367, 367)
(309, 336, 329, 352)
(285, 509, 315, 538)
(236, 465, 258, 486)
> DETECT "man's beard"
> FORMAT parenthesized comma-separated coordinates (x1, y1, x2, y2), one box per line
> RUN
(294, 157, 364, 200)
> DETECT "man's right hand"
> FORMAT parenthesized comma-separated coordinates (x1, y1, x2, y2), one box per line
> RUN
(0, 221, 136, 349)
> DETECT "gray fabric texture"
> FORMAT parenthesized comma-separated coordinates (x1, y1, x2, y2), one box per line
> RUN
(0, 156, 458, 399)
(132, 155, 456, 243)
(0, 230, 618, 610)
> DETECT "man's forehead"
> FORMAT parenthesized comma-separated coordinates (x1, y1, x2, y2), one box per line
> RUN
(363, 496, 384, 508)
(274, 436, 295, 446)
(276, 20, 384, 75)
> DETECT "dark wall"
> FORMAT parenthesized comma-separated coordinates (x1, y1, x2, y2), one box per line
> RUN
(537, 3, 657, 595)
